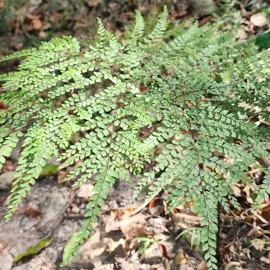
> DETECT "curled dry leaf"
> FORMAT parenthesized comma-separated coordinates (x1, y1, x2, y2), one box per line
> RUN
(236, 28, 248, 41)
(158, 243, 172, 260)
(232, 183, 242, 197)
(174, 248, 187, 265)
(57, 170, 67, 183)
(149, 198, 165, 216)
(105, 213, 146, 234)
(121, 223, 151, 240)
(26, 14, 42, 31)
(172, 212, 201, 231)
(197, 260, 207, 270)
(250, 238, 266, 251)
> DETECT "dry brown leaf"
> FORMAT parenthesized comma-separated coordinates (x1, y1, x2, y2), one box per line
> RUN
(250, 238, 266, 251)
(121, 223, 151, 240)
(197, 260, 207, 270)
(26, 14, 42, 30)
(174, 248, 187, 265)
(158, 244, 172, 260)
(149, 198, 165, 216)
(57, 170, 66, 183)
(260, 256, 270, 264)
(72, 230, 108, 264)
(250, 13, 268, 27)
(224, 262, 242, 270)
(32, 18, 42, 30)
(243, 184, 255, 204)
(105, 213, 146, 233)
(87, 0, 102, 6)
(172, 212, 201, 231)
(232, 183, 242, 197)
(236, 28, 248, 40)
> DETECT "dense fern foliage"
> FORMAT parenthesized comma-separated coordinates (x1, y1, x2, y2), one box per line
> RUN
(0, 7, 269, 269)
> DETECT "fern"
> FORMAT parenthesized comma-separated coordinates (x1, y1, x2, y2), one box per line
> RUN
(0, 7, 269, 269)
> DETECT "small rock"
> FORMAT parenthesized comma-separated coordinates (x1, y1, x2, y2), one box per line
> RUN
(77, 184, 93, 198)
(250, 13, 268, 27)
(21, 217, 39, 231)
(0, 249, 13, 270)
(0, 171, 15, 190)
(71, 206, 80, 214)
(80, 203, 86, 209)
(38, 188, 68, 231)
(108, 200, 118, 209)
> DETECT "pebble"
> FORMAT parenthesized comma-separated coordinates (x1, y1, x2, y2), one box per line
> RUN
(71, 206, 80, 214)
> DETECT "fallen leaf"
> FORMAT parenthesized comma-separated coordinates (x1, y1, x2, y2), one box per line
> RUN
(13, 236, 53, 263)
(236, 28, 248, 40)
(260, 256, 270, 264)
(149, 198, 165, 216)
(224, 262, 242, 270)
(57, 170, 67, 183)
(250, 13, 268, 27)
(121, 223, 151, 240)
(232, 183, 242, 197)
(158, 244, 172, 260)
(69, 230, 109, 266)
(251, 238, 266, 251)
(87, 0, 102, 7)
(174, 248, 186, 265)
(197, 260, 207, 270)
(32, 18, 42, 30)
(172, 212, 201, 231)
(105, 213, 146, 233)
(26, 14, 42, 31)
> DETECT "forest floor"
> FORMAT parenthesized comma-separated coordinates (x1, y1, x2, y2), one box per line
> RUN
(0, 1, 270, 270)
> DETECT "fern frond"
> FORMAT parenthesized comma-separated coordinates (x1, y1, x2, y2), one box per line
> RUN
(146, 6, 168, 43)
(132, 10, 145, 41)
(0, 48, 36, 63)
(0, 10, 269, 270)
(253, 171, 270, 209)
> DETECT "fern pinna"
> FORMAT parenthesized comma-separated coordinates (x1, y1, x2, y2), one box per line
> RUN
(0, 7, 269, 269)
